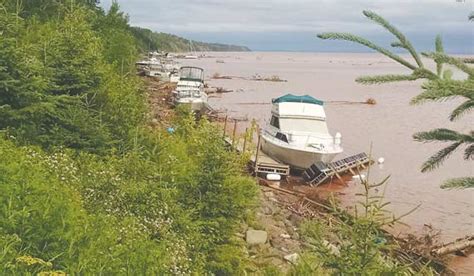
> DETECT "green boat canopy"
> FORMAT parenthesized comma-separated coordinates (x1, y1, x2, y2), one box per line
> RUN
(272, 94, 324, 106)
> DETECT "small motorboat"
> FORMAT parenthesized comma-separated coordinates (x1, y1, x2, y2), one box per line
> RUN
(172, 66, 208, 112)
(261, 94, 343, 169)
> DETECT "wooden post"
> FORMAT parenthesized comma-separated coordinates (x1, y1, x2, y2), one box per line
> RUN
(254, 132, 261, 174)
(329, 165, 344, 184)
(231, 119, 238, 147)
(222, 115, 228, 138)
(242, 128, 248, 153)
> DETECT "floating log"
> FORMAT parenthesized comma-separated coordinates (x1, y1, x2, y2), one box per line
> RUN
(431, 235, 474, 256)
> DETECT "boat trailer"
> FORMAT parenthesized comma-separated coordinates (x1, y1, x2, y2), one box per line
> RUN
(303, 152, 371, 186)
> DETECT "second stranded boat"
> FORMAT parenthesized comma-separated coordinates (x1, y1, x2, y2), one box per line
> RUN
(261, 94, 343, 170)
(173, 66, 208, 112)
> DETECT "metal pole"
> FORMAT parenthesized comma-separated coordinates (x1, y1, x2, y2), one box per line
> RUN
(254, 127, 261, 174)
(222, 115, 228, 138)
(231, 120, 238, 147)
(242, 127, 248, 153)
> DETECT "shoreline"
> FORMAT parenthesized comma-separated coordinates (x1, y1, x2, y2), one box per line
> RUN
(145, 76, 469, 274)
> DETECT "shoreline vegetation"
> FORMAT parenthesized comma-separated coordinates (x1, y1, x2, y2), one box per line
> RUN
(0, 1, 470, 275)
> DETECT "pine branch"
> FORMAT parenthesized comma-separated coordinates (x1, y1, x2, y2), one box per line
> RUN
(317, 32, 417, 70)
(450, 99, 474, 121)
(435, 35, 444, 77)
(422, 52, 474, 77)
(420, 141, 462, 172)
(413, 128, 464, 143)
(363, 10, 423, 68)
(356, 74, 419, 84)
(441, 177, 474, 189)
(410, 79, 474, 104)
(464, 144, 474, 160)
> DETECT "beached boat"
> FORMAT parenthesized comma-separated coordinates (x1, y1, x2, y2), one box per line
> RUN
(261, 94, 343, 169)
(173, 66, 208, 112)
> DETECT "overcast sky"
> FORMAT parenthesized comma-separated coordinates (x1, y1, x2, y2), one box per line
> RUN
(100, 0, 473, 53)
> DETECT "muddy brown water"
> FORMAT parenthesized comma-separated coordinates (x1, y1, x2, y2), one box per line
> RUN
(183, 52, 473, 274)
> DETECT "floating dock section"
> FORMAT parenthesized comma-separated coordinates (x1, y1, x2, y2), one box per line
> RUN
(303, 153, 371, 186)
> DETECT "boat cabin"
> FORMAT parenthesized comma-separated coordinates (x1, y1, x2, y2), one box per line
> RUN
(261, 94, 343, 168)
(268, 94, 333, 145)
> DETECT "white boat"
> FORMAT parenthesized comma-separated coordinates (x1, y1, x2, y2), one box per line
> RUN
(261, 94, 343, 170)
(139, 57, 181, 81)
(169, 72, 180, 83)
(184, 55, 198, 59)
(173, 66, 208, 112)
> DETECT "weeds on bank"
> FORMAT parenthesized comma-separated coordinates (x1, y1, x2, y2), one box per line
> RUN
(292, 163, 435, 275)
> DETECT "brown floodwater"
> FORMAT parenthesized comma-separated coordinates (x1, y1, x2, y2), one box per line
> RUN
(184, 52, 473, 274)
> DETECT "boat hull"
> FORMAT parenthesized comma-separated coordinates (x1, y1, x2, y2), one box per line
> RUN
(261, 135, 339, 170)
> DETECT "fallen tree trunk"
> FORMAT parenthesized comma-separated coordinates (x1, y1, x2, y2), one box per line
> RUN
(431, 235, 474, 256)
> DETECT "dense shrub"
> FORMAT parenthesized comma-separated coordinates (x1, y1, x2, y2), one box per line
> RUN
(0, 1, 257, 274)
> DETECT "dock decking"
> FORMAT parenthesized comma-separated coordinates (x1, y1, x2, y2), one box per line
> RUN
(224, 135, 290, 176)
(303, 152, 371, 186)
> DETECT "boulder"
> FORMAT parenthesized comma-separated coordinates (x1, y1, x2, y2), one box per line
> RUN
(284, 253, 299, 264)
(246, 229, 268, 245)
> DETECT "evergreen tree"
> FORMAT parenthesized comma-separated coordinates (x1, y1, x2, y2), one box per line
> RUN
(318, 11, 473, 189)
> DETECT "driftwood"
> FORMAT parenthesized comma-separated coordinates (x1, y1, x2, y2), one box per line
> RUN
(431, 235, 474, 256)
(258, 179, 454, 274)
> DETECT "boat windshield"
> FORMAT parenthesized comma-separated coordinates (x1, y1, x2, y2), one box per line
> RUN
(180, 67, 204, 82)
(279, 118, 329, 134)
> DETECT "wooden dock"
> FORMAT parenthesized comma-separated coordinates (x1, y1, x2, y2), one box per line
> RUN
(222, 117, 290, 176)
(303, 152, 371, 186)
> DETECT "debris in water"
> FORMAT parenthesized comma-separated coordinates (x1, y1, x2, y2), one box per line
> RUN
(365, 98, 377, 105)
(266, 174, 281, 181)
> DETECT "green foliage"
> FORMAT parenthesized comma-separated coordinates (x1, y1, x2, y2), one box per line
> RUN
(295, 172, 430, 275)
(288, 253, 328, 275)
(0, 2, 147, 153)
(318, 10, 473, 188)
(441, 177, 474, 189)
(0, 1, 258, 274)
(0, 138, 171, 274)
(413, 129, 474, 172)
(317, 32, 418, 70)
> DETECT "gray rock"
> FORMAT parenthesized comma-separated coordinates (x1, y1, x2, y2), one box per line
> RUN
(269, 197, 279, 203)
(288, 213, 303, 226)
(246, 229, 268, 245)
(262, 206, 273, 215)
(284, 253, 299, 264)
(264, 191, 274, 197)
